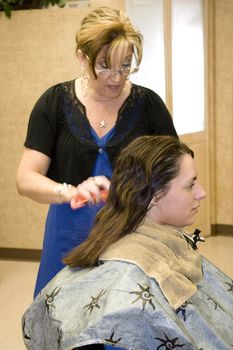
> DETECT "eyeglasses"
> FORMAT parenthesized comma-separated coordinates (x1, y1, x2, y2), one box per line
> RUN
(95, 66, 139, 77)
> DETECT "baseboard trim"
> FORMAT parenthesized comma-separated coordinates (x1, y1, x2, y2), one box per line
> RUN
(1, 226, 233, 261)
(211, 224, 233, 236)
(0, 248, 41, 261)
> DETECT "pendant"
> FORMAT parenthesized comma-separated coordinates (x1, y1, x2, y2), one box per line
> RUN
(99, 120, 107, 128)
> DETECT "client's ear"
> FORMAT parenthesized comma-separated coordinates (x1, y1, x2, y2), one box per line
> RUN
(151, 196, 158, 206)
(148, 195, 158, 210)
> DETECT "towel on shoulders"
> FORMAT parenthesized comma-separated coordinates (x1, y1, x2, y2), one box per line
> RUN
(100, 217, 203, 309)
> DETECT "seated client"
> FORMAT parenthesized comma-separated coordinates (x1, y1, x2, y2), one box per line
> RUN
(22, 135, 233, 350)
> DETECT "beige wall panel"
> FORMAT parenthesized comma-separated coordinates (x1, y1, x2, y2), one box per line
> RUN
(214, 0, 233, 225)
(0, 1, 124, 249)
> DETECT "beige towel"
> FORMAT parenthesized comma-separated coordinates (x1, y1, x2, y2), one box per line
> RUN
(100, 217, 203, 310)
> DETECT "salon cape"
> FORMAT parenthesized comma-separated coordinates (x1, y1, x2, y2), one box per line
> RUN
(22, 218, 233, 350)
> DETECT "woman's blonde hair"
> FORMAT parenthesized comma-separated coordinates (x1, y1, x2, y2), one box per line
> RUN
(76, 7, 143, 76)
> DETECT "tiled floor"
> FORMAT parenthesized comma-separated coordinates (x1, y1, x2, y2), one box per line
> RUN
(0, 235, 233, 350)
(0, 260, 38, 350)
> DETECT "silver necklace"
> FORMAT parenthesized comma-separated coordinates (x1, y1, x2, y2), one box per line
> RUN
(99, 120, 107, 128)
(97, 88, 127, 128)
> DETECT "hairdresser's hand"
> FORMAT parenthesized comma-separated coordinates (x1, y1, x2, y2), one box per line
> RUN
(74, 176, 110, 206)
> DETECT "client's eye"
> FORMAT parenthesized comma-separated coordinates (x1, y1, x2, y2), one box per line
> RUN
(188, 181, 197, 190)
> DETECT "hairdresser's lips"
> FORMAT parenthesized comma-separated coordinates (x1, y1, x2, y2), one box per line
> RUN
(107, 84, 122, 93)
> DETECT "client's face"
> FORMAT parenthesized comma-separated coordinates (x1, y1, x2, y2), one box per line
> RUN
(147, 154, 206, 228)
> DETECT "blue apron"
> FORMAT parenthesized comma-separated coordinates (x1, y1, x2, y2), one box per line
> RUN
(34, 128, 115, 297)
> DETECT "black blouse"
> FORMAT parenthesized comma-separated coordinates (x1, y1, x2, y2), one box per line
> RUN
(24, 80, 178, 185)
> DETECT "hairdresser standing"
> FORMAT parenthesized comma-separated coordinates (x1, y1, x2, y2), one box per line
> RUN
(16, 7, 177, 297)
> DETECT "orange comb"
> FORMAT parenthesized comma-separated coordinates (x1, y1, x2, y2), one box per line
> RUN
(70, 189, 108, 210)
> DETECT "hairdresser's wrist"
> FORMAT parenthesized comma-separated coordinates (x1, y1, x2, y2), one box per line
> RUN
(54, 183, 77, 203)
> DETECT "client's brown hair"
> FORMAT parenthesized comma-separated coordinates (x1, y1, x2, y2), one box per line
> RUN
(63, 135, 194, 268)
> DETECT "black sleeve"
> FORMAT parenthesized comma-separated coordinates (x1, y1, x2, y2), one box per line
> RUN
(24, 84, 63, 158)
(144, 87, 178, 138)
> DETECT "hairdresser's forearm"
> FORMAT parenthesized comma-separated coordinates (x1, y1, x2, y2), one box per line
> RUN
(16, 171, 78, 204)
